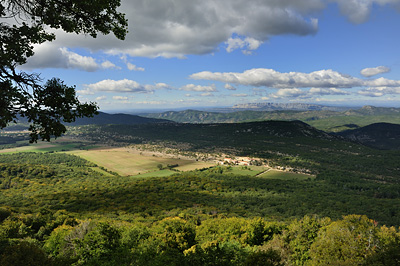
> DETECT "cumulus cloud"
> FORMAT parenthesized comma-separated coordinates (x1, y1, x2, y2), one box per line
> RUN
(191, 68, 362, 88)
(18, 0, 399, 66)
(127, 62, 145, 71)
(191, 68, 400, 89)
(180, 84, 217, 92)
(120, 55, 145, 71)
(334, 0, 400, 23)
(101, 61, 120, 69)
(21, 44, 119, 71)
(360, 66, 391, 77)
(113, 96, 129, 100)
(232, 93, 249, 97)
(225, 84, 237, 90)
(84, 79, 154, 93)
(95, 96, 107, 101)
(135, 101, 164, 105)
(25, 0, 325, 62)
(200, 92, 214, 97)
(269, 87, 350, 99)
(308, 87, 350, 95)
(358, 87, 400, 97)
(270, 88, 308, 99)
(225, 37, 263, 54)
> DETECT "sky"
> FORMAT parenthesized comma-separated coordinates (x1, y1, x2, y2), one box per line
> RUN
(19, 0, 400, 112)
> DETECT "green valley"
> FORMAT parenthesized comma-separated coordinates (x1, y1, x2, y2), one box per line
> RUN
(1, 114, 399, 265)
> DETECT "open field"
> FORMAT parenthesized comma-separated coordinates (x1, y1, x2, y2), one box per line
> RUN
(0, 141, 66, 153)
(0, 138, 101, 154)
(0, 141, 215, 176)
(258, 169, 315, 180)
(230, 165, 266, 176)
(68, 147, 204, 176)
(0, 139, 312, 179)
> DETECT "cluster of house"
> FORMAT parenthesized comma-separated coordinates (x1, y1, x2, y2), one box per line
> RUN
(217, 157, 255, 166)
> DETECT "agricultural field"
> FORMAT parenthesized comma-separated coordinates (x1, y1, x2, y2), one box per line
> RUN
(0, 139, 216, 177)
(68, 147, 215, 176)
(258, 169, 315, 180)
(0, 138, 311, 179)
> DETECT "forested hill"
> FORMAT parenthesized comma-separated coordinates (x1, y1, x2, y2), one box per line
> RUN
(140, 106, 400, 132)
(140, 109, 339, 124)
(338, 122, 400, 150)
(69, 111, 171, 125)
(10, 112, 171, 130)
(86, 120, 338, 147)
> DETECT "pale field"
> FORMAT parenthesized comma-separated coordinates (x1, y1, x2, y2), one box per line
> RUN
(68, 147, 216, 176)
(0, 141, 59, 153)
(0, 139, 218, 176)
(175, 161, 216, 171)
(258, 169, 315, 180)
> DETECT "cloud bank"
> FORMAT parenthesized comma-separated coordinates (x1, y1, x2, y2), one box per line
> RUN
(190, 68, 400, 89)
(21, 0, 399, 69)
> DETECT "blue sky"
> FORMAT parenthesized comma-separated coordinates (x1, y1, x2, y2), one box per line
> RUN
(20, 0, 400, 111)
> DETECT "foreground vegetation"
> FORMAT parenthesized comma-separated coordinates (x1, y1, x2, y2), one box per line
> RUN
(0, 150, 399, 265)
(1, 117, 400, 265)
(1, 208, 400, 266)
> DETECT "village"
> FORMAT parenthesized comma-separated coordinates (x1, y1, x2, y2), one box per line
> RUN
(216, 156, 314, 176)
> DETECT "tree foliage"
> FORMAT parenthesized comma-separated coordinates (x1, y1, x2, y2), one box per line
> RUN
(0, 0, 128, 141)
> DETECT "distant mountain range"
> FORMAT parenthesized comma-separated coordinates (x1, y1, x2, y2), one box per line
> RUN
(141, 105, 400, 131)
(231, 102, 351, 111)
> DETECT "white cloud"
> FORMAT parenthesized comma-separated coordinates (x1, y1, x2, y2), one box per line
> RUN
(21, 44, 119, 71)
(126, 62, 145, 71)
(60, 48, 99, 71)
(232, 93, 249, 97)
(101, 61, 120, 69)
(180, 84, 217, 92)
(269, 87, 351, 99)
(19, 0, 399, 66)
(154, 83, 172, 89)
(77, 90, 95, 95)
(333, 0, 400, 23)
(95, 96, 107, 101)
(25, 0, 325, 61)
(308, 87, 350, 95)
(270, 88, 308, 99)
(358, 87, 400, 97)
(225, 84, 237, 90)
(191, 68, 361, 88)
(200, 92, 214, 97)
(225, 37, 263, 54)
(360, 66, 391, 77)
(135, 101, 164, 105)
(113, 96, 129, 100)
(84, 79, 153, 93)
(191, 68, 400, 89)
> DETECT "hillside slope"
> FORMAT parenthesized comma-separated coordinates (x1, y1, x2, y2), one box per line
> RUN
(339, 122, 400, 150)
(70, 111, 171, 125)
(141, 106, 400, 132)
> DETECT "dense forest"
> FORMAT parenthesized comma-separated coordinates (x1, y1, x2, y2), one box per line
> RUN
(0, 141, 399, 265)
(141, 106, 400, 132)
(1, 117, 400, 265)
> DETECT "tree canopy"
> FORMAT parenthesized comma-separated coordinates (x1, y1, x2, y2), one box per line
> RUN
(0, 0, 128, 141)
